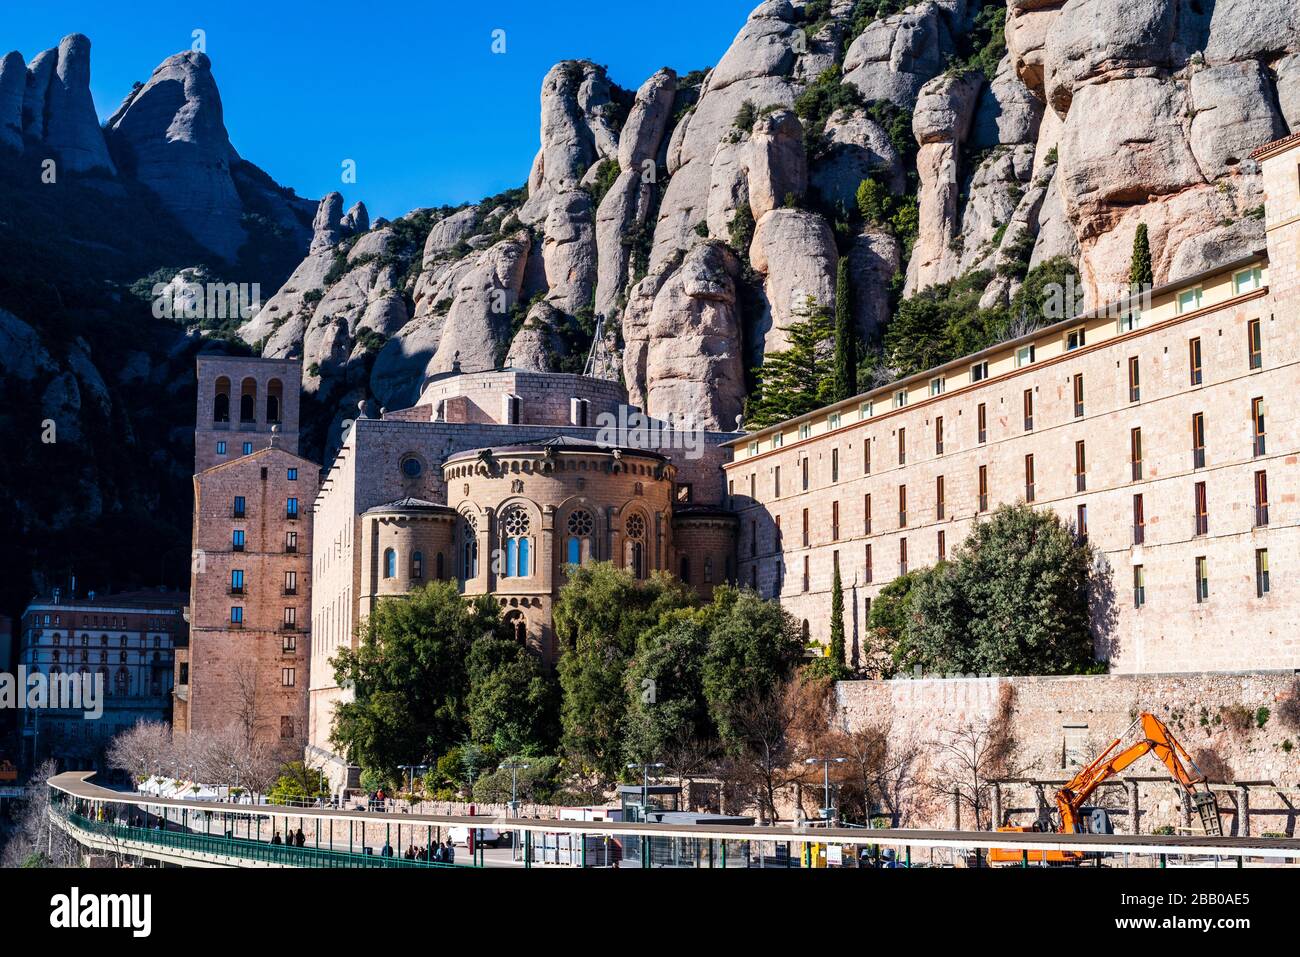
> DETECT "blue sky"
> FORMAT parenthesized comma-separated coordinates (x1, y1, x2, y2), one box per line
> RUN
(5, 0, 757, 219)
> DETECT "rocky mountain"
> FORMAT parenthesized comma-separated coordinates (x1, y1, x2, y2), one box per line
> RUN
(3, 2, 1298, 612)
(251, 0, 1299, 445)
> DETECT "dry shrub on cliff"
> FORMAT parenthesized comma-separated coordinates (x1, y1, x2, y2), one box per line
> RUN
(1192, 748, 1234, 784)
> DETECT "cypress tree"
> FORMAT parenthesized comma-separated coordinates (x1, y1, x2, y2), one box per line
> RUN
(829, 561, 847, 675)
(833, 256, 857, 401)
(1130, 223, 1153, 290)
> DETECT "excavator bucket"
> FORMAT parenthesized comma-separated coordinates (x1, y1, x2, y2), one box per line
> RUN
(1194, 792, 1223, 837)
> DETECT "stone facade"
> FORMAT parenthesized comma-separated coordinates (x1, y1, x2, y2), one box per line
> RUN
(834, 671, 1300, 836)
(193, 356, 302, 473)
(727, 136, 1300, 675)
(182, 356, 318, 760)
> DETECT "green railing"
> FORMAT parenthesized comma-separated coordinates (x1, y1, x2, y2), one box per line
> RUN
(56, 809, 472, 869)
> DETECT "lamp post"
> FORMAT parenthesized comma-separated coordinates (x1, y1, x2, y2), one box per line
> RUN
(626, 761, 664, 869)
(499, 761, 531, 817)
(804, 757, 846, 824)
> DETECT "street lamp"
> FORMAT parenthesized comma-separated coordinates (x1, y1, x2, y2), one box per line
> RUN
(804, 757, 847, 824)
(499, 761, 531, 816)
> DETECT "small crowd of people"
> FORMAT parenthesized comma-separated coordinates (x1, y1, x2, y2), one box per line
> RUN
(271, 828, 307, 847)
(380, 840, 456, 864)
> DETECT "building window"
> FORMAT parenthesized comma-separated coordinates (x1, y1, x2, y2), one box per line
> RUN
(829, 412, 842, 430)
(285, 531, 298, 553)
(1128, 357, 1140, 403)
(1234, 266, 1263, 295)
(1075, 441, 1086, 492)
(1251, 397, 1266, 456)
(799, 423, 812, 441)
(937, 529, 946, 562)
(802, 457, 810, 491)
(897, 428, 906, 465)
(1191, 412, 1206, 468)
(230, 569, 244, 595)
(233, 496, 246, 518)
(704, 557, 713, 584)
(287, 467, 298, 481)
(280, 717, 294, 739)
(771, 432, 783, 449)
(859, 401, 873, 420)
(970, 360, 988, 383)
(831, 448, 839, 483)
(802, 555, 810, 593)
(1119, 308, 1141, 334)
(282, 668, 296, 687)
(383, 548, 396, 579)
(1189, 338, 1203, 386)
(1065, 326, 1086, 351)
(1256, 549, 1270, 598)
(679, 555, 692, 583)
(286, 497, 299, 519)
(863, 494, 872, 535)
(1254, 470, 1269, 527)
(566, 509, 594, 566)
(1016, 344, 1035, 368)
(863, 439, 872, 475)
(930, 376, 945, 397)
(503, 506, 534, 578)
(894, 389, 907, 409)
(1024, 455, 1035, 503)
(1177, 287, 1203, 314)
(864, 544, 873, 583)
(411, 550, 424, 579)
(977, 403, 987, 444)
(1023, 389, 1033, 431)
(1133, 494, 1145, 545)
(748, 440, 759, 456)
(1076, 504, 1088, 542)
(936, 475, 945, 520)
(216, 441, 227, 455)
(832, 501, 840, 541)
(774, 466, 781, 498)
(232, 529, 245, 552)
(283, 609, 296, 633)
(935, 416, 944, 455)
(1193, 481, 1208, 537)
(978, 465, 989, 512)
(899, 538, 908, 576)
(751, 519, 758, 556)
(1247, 318, 1262, 370)
(242, 442, 253, 455)
(1133, 566, 1146, 608)
(802, 508, 810, 548)
(897, 485, 907, 529)
(1130, 428, 1143, 481)
(1195, 556, 1209, 603)
(1072, 374, 1084, 418)
(230, 607, 243, 626)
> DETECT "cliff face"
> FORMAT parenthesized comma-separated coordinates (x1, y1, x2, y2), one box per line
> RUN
(253, 0, 1298, 436)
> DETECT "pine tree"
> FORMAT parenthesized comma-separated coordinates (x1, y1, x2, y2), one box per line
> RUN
(744, 304, 835, 428)
(1130, 223, 1153, 290)
(829, 561, 847, 674)
(833, 256, 857, 401)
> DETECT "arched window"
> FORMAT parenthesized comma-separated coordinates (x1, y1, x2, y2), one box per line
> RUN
(435, 552, 445, 580)
(461, 515, 479, 582)
(239, 378, 257, 423)
(501, 506, 532, 578)
(383, 548, 397, 579)
(411, 550, 424, 579)
(505, 612, 527, 645)
(625, 512, 646, 579)
(266, 378, 283, 423)
(679, 555, 691, 583)
(565, 509, 594, 566)
(213, 376, 231, 423)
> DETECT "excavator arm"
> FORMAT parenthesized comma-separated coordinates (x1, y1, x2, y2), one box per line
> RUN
(1054, 713, 1206, 834)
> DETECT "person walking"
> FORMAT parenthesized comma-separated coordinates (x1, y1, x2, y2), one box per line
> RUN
(272, 830, 282, 846)
(295, 827, 306, 848)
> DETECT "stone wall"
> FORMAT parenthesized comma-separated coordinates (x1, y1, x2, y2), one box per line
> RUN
(834, 671, 1300, 836)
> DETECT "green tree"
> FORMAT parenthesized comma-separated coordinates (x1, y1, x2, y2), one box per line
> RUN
(554, 563, 695, 779)
(744, 305, 836, 428)
(805, 562, 852, 680)
(855, 176, 891, 226)
(622, 610, 712, 764)
(833, 257, 858, 401)
(1130, 223, 1153, 289)
(865, 568, 929, 677)
(269, 761, 330, 805)
(701, 586, 805, 752)
(907, 504, 1099, 675)
(331, 582, 503, 777)
(466, 631, 559, 756)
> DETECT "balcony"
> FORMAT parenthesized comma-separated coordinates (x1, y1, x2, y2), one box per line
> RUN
(228, 586, 245, 596)
(283, 587, 298, 596)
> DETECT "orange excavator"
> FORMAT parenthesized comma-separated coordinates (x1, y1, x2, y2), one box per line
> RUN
(990, 712, 1222, 864)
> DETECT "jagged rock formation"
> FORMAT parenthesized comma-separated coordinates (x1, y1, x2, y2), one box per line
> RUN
(0, 51, 25, 150)
(20, 34, 117, 174)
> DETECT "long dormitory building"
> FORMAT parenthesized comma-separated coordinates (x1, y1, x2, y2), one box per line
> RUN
(726, 134, 1300, 675)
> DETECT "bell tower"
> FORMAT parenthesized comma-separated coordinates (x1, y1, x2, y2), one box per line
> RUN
(194, 356, 302, 473)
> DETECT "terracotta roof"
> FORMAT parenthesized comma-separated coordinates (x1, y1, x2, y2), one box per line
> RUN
(1250, 132, 1300, 160)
